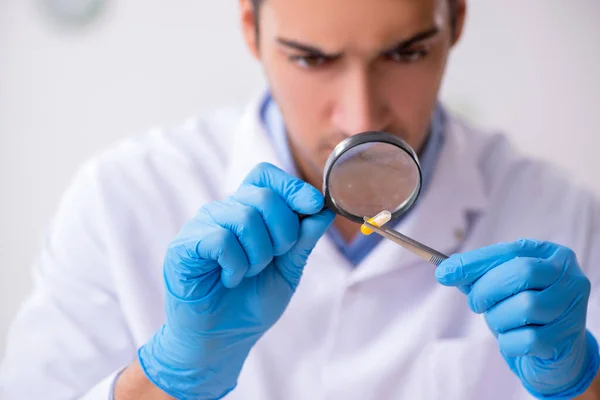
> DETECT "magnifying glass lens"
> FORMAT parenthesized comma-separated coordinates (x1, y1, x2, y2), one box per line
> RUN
(322, 131, 448, 266)
(324, 134, 422, 223)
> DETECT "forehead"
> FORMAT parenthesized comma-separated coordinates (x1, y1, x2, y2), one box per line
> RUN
(262, 0, 447, 50)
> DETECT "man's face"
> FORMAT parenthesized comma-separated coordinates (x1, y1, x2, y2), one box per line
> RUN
(241, 0, 465, 186)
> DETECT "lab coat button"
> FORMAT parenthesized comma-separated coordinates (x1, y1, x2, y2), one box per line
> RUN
(454, 228, 465, 241)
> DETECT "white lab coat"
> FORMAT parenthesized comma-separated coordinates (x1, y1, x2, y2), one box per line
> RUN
(1, 93, 599, 400)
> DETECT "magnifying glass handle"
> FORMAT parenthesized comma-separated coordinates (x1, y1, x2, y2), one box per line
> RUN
(362, 220, 448, 266)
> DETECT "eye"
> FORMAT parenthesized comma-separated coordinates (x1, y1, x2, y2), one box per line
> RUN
(385, 48, 429, 63)
(289, 54, 331, 69)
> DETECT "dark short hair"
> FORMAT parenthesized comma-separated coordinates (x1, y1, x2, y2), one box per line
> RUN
(251, 0, 459, 37)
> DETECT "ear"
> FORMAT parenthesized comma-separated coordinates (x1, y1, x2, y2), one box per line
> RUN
(451, 0, 467, 46)
(240, 0, 260, 59)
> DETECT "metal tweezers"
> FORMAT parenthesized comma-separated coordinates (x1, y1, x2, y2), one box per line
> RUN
(362, 218, 449, 266)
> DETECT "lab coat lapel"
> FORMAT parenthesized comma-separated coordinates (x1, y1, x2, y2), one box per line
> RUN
(348, 118, 489, 284)
(221, 95, 282, 197)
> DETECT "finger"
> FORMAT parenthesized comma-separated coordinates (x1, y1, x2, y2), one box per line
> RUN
(243, 162, 324, 215)
(458, 285, 472, 295)
(484, 290, 572, 334)
(202, 201, 273, 281)
(275, 209, 335, 289)
(233, 184, 299, 259)
(467, 257, 562, 314)
(436, 239, 557, 287)
(174, 221, 249, 290)
(498, 326, 560, 360)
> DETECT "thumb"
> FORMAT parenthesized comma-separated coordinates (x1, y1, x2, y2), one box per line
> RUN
(275, 208, 335, 289)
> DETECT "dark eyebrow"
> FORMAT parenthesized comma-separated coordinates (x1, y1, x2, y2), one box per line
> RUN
(276, 26, 440, 58)
(383, 27, 440, 52)
(276, 38, 343, 58)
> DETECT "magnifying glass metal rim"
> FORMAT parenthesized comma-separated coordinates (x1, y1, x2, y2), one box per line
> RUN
(322, 131, 423, 224)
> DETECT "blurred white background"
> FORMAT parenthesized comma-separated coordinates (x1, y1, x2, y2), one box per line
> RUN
(1, 0, 599, 358)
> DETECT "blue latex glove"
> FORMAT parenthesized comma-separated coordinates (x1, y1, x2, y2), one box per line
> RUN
(138, 162, 335, 400)
(436, 239, 599, 398)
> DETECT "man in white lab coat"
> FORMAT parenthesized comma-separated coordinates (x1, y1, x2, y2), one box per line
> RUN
(1, 0, 600, 399)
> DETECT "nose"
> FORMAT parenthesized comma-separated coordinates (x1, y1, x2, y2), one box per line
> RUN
(331, 66, 392, 135)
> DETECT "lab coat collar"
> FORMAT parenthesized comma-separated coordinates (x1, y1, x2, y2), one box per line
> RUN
(222, 95, 489, 282)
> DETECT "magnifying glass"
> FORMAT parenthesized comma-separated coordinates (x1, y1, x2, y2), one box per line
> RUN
(322, 131, 449, 266)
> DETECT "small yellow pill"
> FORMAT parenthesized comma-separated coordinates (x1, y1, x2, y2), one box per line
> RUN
(361, 210, 392, 235)
(360, 218, 379, 235)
